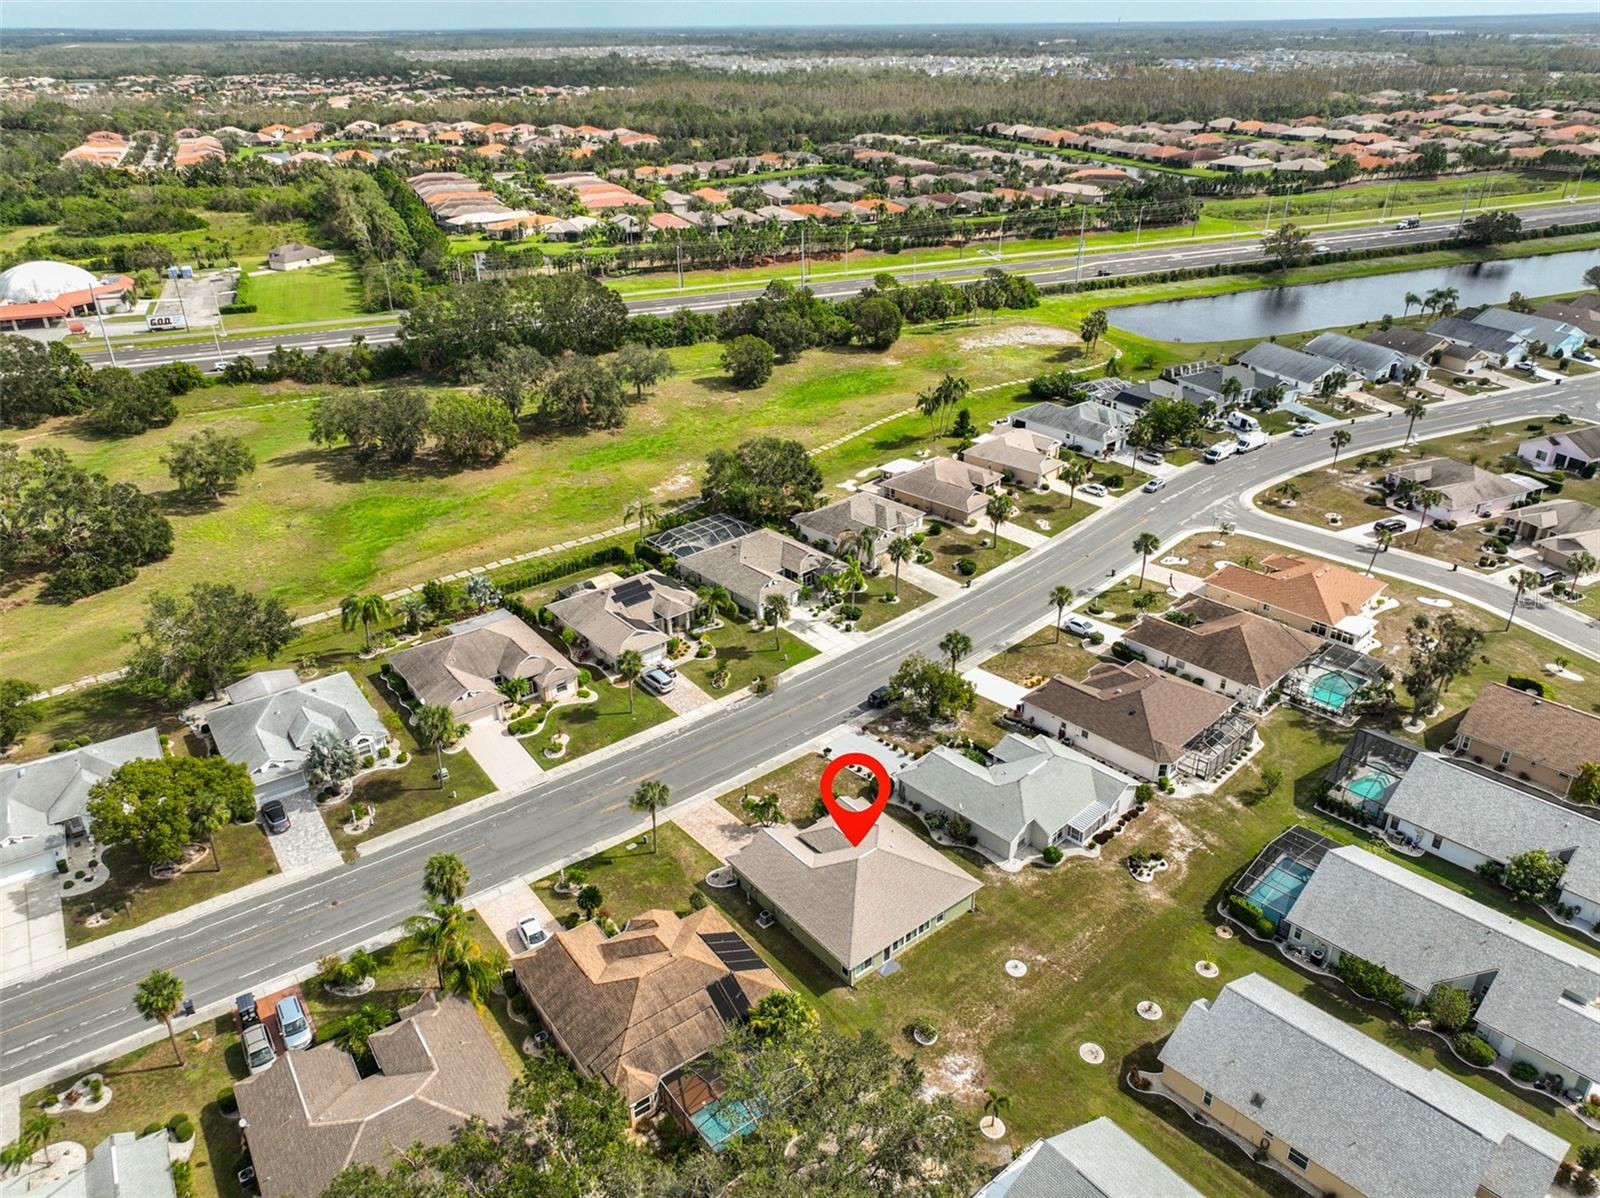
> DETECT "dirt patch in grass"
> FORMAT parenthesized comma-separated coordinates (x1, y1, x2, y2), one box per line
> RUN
(957, 324, 1081, 352)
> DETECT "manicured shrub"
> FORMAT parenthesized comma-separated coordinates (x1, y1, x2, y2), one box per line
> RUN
(1040, 844, 1064, 865)
(956, 558, 978, 577)
(1425, 983, 1472, 1033)
(1087, 631, 1105, 646)
(1509, 1060, 1540, 1084)
(838, 603, 863, 621)
(688, 890, 707, 911)
(216, 1086, 237, 1114)
(1451, 1032, 1496, 1068)
(166, 1113, 195, 1143)
(1504, 674, 1551, 698)
(1335, 953, 1408, 1010)
(1227, 894, 1276, 939)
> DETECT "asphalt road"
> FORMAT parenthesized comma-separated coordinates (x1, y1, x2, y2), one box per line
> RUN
(3, 377, 1597, 1088)
(78, 201, 1600, 372)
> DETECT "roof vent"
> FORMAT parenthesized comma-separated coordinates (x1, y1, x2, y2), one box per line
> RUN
(1249, 1092, 1266, 1109)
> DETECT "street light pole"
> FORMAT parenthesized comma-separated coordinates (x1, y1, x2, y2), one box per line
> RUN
(89, 287, 118, 367)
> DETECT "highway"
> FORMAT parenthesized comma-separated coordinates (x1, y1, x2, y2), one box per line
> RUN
(3, 376, 1597, 1090)
(78, 201, 1600, 372)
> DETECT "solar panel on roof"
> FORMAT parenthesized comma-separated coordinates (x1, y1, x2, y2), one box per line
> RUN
(612, 577, 652, 607)
(705, 975, 750, 1023)
(701, 931, 765, 973)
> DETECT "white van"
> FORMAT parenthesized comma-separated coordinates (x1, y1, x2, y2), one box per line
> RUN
(1203, 441, 1237, 464)
(1235, 430, 1269, 453)
(1224, 410, 1261, 434)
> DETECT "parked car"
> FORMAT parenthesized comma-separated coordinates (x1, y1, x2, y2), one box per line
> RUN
(1063, 616, 1097, 638)
(235, 993, 260, 1029)
(1203, 442, 1237, 464)
(1373, 517, 1408, 534)
(259, 799, 291, 834)
(867, 684, 894, 708)
(639, 666, 676, 696)
(243, 1023, 277, 1075)
(1095, 268, 1112, 277)
(275, 994, 313, 1051)
(1574, 350, 1596, 363)
(516, 916, 550, 950)
(1142, 478, 1167, 494)
(1137, 450, 1164, 465)
(1512, 360, 1536, 373)
(1080, 483, 1109, 498)
(1292, 424, 1317, 437)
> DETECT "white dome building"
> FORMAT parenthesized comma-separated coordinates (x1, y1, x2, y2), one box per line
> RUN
(0, 260, 101, 305)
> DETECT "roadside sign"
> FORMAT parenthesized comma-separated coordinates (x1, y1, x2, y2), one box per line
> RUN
(147, 313, 187, 332)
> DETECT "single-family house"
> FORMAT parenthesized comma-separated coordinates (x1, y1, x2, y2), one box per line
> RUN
(1427, 314, 1526, 365)
(0, 1130, 178, 1198)
(896, 732, 1131, 863)
(1518, 423, 1600, 473)
(1016, 662, 1250, 782)
(1236, 342, 1344, 392)
(1200, 553, 1386, 650)
(974, 1118, 1203, 1198)
(234, 993, 512, 1198)
(204, 671, 388, 801)
(1302, 331, 1418, 382)
(1009, 400, 1131, 457)
(1160, 361, 1292, 408)
(1122, 596, 1323, 709)
(1533, 296, 1600, 340)
(791, 493, 924, 560)
(1157, 972, 1569, 1198)
(388, 609, 577, 716)
(880, 457, 1002, 523)
(266, 243, 334, 271)
(511, 907, 786, 1121)
(1277, 843, 1600, 1102)
(958, 427, 1063, 488)
(726, 815, 980, 984)
(1449, 681, 1600, 800)
(1470, 307, 1586, 356)
(1506, 498, 1600, 580)
(0, 729, 161, 885)
(675, 528, 828, 616)
(546, 571, 696, 671)
(1363, 326, 1454, 363)
(1382, 456, 1543, 523)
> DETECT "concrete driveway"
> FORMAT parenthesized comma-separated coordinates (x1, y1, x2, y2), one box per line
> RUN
(0, 875, 66, 982)
(266, 791, 343, 874)
(462, 721, 540, 791)
(474, 884, 555, 956)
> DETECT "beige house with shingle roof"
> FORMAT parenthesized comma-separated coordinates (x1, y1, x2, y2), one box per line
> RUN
(1383, 456, 1543, 524)
(387, 609, 577, 718)
(959, 427, 1063, 489)
(546, 571, 695, 670)
(1123, 596, 1323, 709)
(675, 528, 829, 615)
(234, 993, 512, 1198)
(1201, 553, 1385, 650)
(880, 457, 1001, 523)
(510, 907, 785, 1122)
(792, 493, 924, 559)
(727, 815, 980, 984)
(1449, 682, 1600, 799)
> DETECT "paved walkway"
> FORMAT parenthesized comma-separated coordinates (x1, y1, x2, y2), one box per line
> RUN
(964, 667, 1029, 709)
(996, 519, 1050, 548)
(657, 673, 715, 716)
(788, 610, 861, 655)
(0, 875, 66, 982)
(462, 721, 542, 791)
(899, 560, 963, 597)
(672, 799, 759, 864)
(472, 884, 554, 957)
(267, 791, 343, 874)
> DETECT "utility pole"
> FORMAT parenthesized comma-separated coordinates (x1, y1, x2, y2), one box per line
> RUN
(1133, 203, 1146, 246)
(1455, 182, 1474, 232)
(89, 287, 117, 367)
(800, 225, 807, 285)
(675, 242, 683, 290)
(997, 215, 1005, 262)
(1380, 180, 1396, 221)
(1074, 207, 1086, 282)
(381, 259, 394, 311)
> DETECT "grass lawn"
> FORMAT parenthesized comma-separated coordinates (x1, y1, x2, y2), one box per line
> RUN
(1086, 575, 1173, 625)
(227, 261, 372, 329)
(980, 624, 1113, 689)
(521, 684, 676, 770)
(865, 695, 1012, 756)
(10, 682, 186, 764)
(534, 822, 719, 926)
(1009, 484, 1098, 537)
(919, 521, 1026, 580)
(818, 573, 935, 633)
(714, 752, 851, 826)
(61, 822, 278, 949)
(675, 618, 818, 695)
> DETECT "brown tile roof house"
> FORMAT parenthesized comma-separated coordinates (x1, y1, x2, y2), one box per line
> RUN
(1450, 682, 1600, 798)
(675, 528, 828, 614)
(880, 457, 1001, 523)
(1201, 554, 1385, 647)
(1123, 596, 1322, 702)
(727, 816, 981, 983)
(959, 428, 1064, 488)
(546, 571, 695, 670)
(234, 993, 512, 1198)
(387, 608, 577, 718)
(511, 907, 785, 1119)
(1021, 662, 1236, 767)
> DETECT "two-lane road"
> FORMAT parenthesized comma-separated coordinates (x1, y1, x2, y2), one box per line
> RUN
(3, 378, 1596, 1087)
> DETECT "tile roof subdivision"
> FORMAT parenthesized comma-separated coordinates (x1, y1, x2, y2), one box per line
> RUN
(1125, 596, 1322, 689)
(1158, 973, 1568, 1198)
(977, 1117, 1203, 1198)
(234, 993, 512, 1198)
(388, 610, 576, 708)
(1021, 662, 1235, 765)
(1284, 845, 1600, 1092)
(727, 817, 981, 970)
(1203, 553, 1383, 627)
(511, 907, 786, 1107)
(1455, 681, 1600, 780)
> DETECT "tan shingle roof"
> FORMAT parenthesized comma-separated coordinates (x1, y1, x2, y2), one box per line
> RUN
(388, 610, 576, 706)
(1125, 596, 1322, 689)
(883, 457, 1000, 515)
(1203, 554, 1384, 627)
(1021, 661, 1235, 763)
(1455, 682, 1600, 778)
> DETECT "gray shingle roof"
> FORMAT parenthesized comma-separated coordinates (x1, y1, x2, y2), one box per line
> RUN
(1158, 973, 1568, 1198)
(792, 492, 923, 544)
(1471, 306, 1582, 345)
(1382, 754, 1600, 905)
(1427, 315, 1522, 356)
(1009, 401, 1131, 444)
(206, 671, 386, 778)
(0, 1130, 178, 1198)
(897, 733, 1129, 850)
(976, 1118, 1203, 1198)
(1387, 456, 1541, 511)
(1284, 845, 1600, 1087)
(1123, 596, 1321, 689)
(881, 457, 1001, 515)
(1237, 341, 1340, 386)
(0, 729, 161, 861)
(388, 610, 577, 709)
(1304, 331, 1412, 377)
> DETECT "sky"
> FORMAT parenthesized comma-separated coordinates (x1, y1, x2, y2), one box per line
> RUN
(6, 0, 1599, 33)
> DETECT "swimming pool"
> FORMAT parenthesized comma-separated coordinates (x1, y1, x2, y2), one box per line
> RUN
(1246, 858, 1314, 928)
(691, 1096, 760, 1151)
(1346, 766, 1399, 802)
(1307, 670, 1362, 711)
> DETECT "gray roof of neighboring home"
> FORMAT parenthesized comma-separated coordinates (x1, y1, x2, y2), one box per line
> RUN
(1236, 341, 1341, 386)
(0, 729, 162, 855)
(1428, 315, 1522, 356)
(1010, 400, 1131, 443)
(0, 1130, 177, 1198)
(1123, 596, 1322, 689)
(1521, 424, 1600, 462)
(206, 671, 386, 777)
(1303, 331, 1411, 377)
(976, 1117, 1203, 1198)
(898, 733, 1129, 849)
(882, 457, 1001, 514)
(1387, 456, 1542, 510)
(676, 529, 823, 601)
(388, 610, 577, 707)
(1159, 973, 1567, 1198)
(727, 816, 980, 969)
(792, 492, 924, 544)
(1512, 498, 1600, 539)
(1284, 846, 1600, 1086)
(546, 571, 694, 661)
(1365, 326, 1451, 357)
(1381, 754, 1600, 905)
(1471, 306, 1582, 345)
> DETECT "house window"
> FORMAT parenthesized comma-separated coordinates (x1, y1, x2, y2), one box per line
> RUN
(1287, 1147, 1309, 1171)
(1500, 750, 1511, 766)
(1201, 1090, 1213, 1107)
(631, 1096, 653, 1119)
(1431, 834, 1443, 850)
(1458, 736, 1472, 751)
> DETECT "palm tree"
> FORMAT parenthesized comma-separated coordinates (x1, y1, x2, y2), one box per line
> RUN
(1059, 458, 1089, 508)
(939, 629, 973, 672)
(985, 492, 1016, 545)
(402, 900, 464, 991)
(1402, 398, 1427, 444)
(838, 526, 879, 568)
(617, 649, 644, 714)
(438, 931, 505, 1009)
(335, 1003, 392, 1061)
(630, 779, 670, 852)
(1568, 551, 1598, 586)
(1402, 290, 1421, 317)
(917, 386, 944, 432)
(422, 852, 469, 905)
(1330, 428, 1352, 466)
(576, 884, 604, 921)
(1506, 569, 1541, 631)
(763, 595, 791, 649)
(397, 594, 432, 633)
(886, 536, 915, 596)
(134, 969, 186, 1067)
(1049, 585, 1074, 643)
(1413, 487, 1446, 543)
(340, 593, 391, 650)
(414, 703, 461, 787)
(1367, 528, 1393, 575)
(1133, 532, 1161, 590)
(694, 584, 733, 626)
(836, 558, 867, 606)
(980, 1087, 1012, 1133)
(1435, 286, 1460, 318)
(624, 497, 658, 540)
(1218, 374, 1244, 409)
(1274, 481, 1301, 507)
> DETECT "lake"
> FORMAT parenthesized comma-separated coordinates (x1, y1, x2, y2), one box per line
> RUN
(1109, 248, 1599, 342)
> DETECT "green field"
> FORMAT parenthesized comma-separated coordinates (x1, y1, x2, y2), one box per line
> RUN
(226, 260, 372, 328)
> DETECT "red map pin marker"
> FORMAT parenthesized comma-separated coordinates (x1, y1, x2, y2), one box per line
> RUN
(818, 752, 892, 847)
